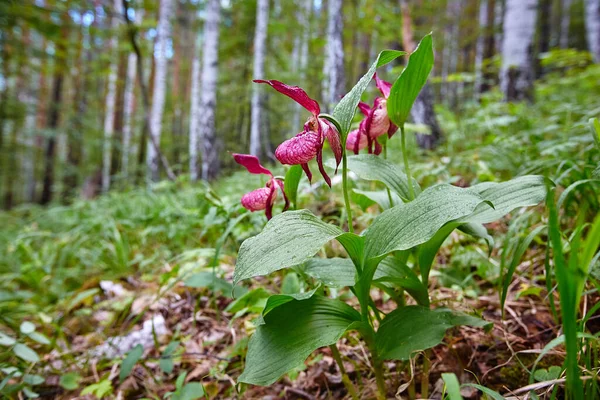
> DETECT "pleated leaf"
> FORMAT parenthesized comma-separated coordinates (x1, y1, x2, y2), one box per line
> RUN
(376, 306, 489, 360)
(238, 296, 361, 386)
(234, 210, 345, 284)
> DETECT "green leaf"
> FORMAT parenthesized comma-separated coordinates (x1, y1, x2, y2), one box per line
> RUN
(67, 288, 99, 311)
(302, 257, 357, 287)
(27, 332, 50, 345)
(22, 387, 39, 399)
(364, 184, 488, 260)
(376, 306, 489, 360)
(20, 322, 35, 335)
(173, 382, 205, 400)
(59, 373, 81, 391)
(0, 332, 16, 346)
(284, 165, 303, 208)
(461, 383, 505, 400)
(234, 210, 345, 284)
(23, 374, 44, 386)
(261, 288, 320, 317)
(387, 34, 434, 127)
(238, 295, 361, 386)
(160, 341, 180, 374)
(353, 189, 402, 210)
(13, 343, 40, 363)
(466, 175, 547, 224)
(346, 154, 420, 201)
(119, 344, 144, 383)
(332, 50, 406, 135)
(442, 373, 464, 400)
(373, 257, 429, 306)
(224, 287, 270, 314)
(281, 272, 301, 294)
(81, 379, 112, 398)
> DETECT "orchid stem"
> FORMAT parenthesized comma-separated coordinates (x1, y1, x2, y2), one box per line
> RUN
(382, 142, 394, 207)
(342, 148, 354, 233)
(400, 124, 415, 201)
(330, 344, 359, 400)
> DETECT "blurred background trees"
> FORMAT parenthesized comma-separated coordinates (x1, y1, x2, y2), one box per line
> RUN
(0, 0, 597, 208)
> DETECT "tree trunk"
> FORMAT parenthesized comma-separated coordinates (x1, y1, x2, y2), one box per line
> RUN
(199, 0, 221, 180)
(560, 0, 573, 48)
(322, 0, 345, 110)
(147, 0, 173, 182)
(40, 26, 68, 205)
(500, 0, 538, 102)
(291, 0, 311, 130)
(475, 0, 496, 95)
(102, 0, 121, 192)
(400, 0, 443, 150)
(586, 0, 600, 62)
(22, 33, 40, 203)
(122, 51, 137, 180)
(249, 0, 269, 158)
(62, 26, 86, 201)
(189, 33, 201, 181)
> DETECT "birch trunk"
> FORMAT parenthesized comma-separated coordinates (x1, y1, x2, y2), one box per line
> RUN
(250, 0, 269, 158)
(500, 0, 537, 102)
(322, 0, 345, 110)
(147, 0, 173, 182)
(102, 0, 121, 192)
(121, 10, 142, 180)
(189, 33, 201, 181)
(121, 52, 137, 179)
(199, 0, 221, 180)
(475, 0, 496, 95)
(560, 0, 573, 48)
(400, 0, 443, 149)
(292, 0, 311, 130)
(586, 0, 600, 62)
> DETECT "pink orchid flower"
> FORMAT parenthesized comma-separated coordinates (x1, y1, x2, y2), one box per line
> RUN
(233, 153, 289, 220)
(349, 74, 399, 155)
(254, 80, 342, 187)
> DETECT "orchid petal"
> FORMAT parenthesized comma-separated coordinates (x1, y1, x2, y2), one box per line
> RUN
(241, 187, 272, 212)
(320, 119, 342, 171)
(358, 101, 371, 116)
(233, 153, 273, 176)
(254, 79, 320, 116)
(365, 97, 391, 139)
(388, 121, 399, 138)
(301, 163, 312, 183)
(346, 129, 368, 154)
(276, 179, 290, 211)
(374, 138, 382, 155)
(265, 185, 277, 220)
(316, 147, 331, 187)
(275, 131, 320, 166)
(375, 73, 392, 99)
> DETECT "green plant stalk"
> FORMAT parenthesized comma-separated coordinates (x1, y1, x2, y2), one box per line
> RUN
(421, 350, 431, 398)
(382, 142, 394, 207)
(342, 149, 354, 233)
(330, 344, 359, 400)
(400, 124, 415, 200)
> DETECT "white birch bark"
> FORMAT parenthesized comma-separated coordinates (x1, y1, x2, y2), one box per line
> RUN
(475, 0, 489, 95)
(147, 0, 173, 182)
(322, 0, 345, 110)
(249, 0, 269, 157)
(494, 0, 505, 55)
(199, 0, 221, 180)
(101, 0, 121, 192)
(22, 33, 40, 202)
(500, 0, 537, 101)
(121, 53, 137, 180)
(292, 0, 311, 130)
(121, 10, 142, 179)
(189, 33, 202, 181)
(586, 0, 600, 62)
(560, 0, 573, 48)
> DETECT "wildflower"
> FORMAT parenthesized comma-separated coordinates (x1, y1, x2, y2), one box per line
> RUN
(254, 80, 342, 187)
(350, 74, 399, 155)
(233, 153, 289, 220)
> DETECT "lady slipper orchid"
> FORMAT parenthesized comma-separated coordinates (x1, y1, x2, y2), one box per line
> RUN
(254, 79, 342, 187)
(233, 153, 289, 220)
(350, 74, 399, 155)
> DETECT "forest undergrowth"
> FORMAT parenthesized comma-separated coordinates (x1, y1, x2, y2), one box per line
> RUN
(1, 59, 599, 399)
